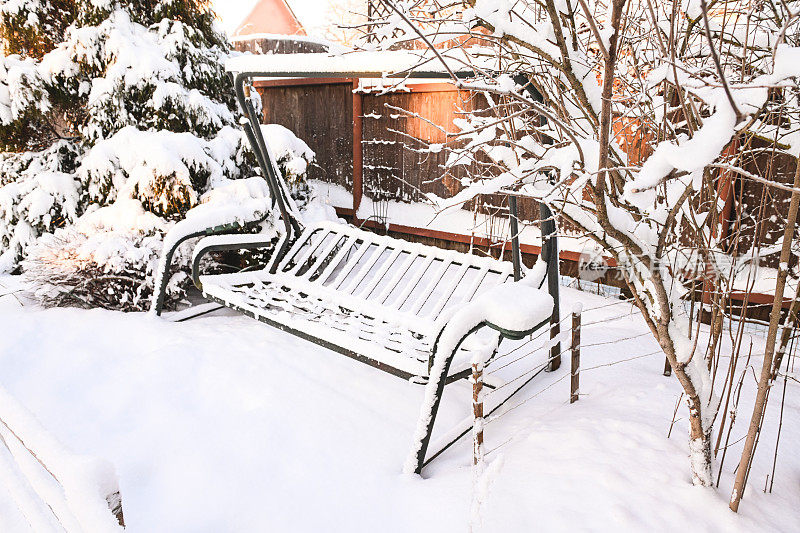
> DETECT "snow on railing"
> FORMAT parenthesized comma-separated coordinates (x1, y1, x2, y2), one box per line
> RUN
(0, 385, 124, 531)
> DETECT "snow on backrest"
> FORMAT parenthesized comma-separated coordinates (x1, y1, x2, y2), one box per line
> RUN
(273, 222, 514, 324)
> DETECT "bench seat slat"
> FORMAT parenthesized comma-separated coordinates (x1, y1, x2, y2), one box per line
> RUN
(324, 238, 371, 289)
(275, 228, 316, 272)
(342, 242, 390, 295)
(407, 258, 453, 315)
(357, 247, 404, 299)
(426, 261, 474, 319)
(201, 273, 486, 378)
(297, 232, 349, 280)
(312, 234, 357, 283)
(280, 228, 329, 274)
(450, 264, 492, 310)
(373, 251, 420, 303)
(386, 254, 437, 310)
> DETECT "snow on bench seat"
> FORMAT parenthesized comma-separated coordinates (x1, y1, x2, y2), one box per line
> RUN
(198, 220, 516, 380)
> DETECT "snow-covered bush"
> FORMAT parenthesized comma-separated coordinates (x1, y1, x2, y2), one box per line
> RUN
(258, 123, 315, 207)
(0, 0, 73, 58)
(24, 169, 289, 313)
(22, 199, 188, 311)
(17, 121, 314, 310)
(0, 170, 81, 269)
(77, 126, 245, 218)
(0, 53, 50, 149)
(40, 9, 235, 143)
(260, 123, 314, 186)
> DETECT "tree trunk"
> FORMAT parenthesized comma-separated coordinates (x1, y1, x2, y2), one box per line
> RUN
(688, 400, 714, 486)
(654, 313, 715, 486)
(729, 157, 800, 511)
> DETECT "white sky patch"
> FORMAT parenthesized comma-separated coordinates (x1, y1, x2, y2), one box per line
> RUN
(212, 0, 361, 40)
(210, 0, 259, 36)
(288, 0, 342, 35)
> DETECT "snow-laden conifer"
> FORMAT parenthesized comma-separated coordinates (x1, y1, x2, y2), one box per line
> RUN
(0, 0, 311, 310)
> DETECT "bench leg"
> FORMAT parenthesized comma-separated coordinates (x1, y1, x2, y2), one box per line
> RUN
(405, 323, 488, 475)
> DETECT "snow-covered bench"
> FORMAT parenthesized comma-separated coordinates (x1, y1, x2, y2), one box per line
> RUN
(152, 51, 562, 473)
(192, 220, 546, 380)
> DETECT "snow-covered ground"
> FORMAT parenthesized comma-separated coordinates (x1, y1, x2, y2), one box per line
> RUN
(0, 275, 797, 532)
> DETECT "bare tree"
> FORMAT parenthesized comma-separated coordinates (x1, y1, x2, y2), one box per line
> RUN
(729, 161, 800, 510)
(367, 0, 800, 487)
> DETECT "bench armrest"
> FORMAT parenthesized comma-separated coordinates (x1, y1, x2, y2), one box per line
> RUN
(190, 233, 278, 289)
(408, 282, 555, 474)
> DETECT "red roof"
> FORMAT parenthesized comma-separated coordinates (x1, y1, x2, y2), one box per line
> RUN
(235, 0, 305, 37)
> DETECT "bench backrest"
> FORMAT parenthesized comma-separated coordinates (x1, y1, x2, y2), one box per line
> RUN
(231, 71, 558, 337)
(271, 221, 515, 334)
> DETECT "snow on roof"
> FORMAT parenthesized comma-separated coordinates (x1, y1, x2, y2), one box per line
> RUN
(229, 32, 349, 54)
(225, 50, 480, 79)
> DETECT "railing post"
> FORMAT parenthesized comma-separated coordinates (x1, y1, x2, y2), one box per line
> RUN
(472, 361, 484, 467)
(570, 304, 582, 403)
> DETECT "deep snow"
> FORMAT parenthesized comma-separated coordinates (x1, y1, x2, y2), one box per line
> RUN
(0, 275, 798, 532)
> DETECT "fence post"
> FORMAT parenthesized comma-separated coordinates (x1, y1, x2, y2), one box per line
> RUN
(570, 304, 582, 403)
(472, 361, 484, 467)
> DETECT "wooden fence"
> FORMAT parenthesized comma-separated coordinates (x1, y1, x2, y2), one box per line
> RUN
(254, 79, 557, 264)
(254, 78, 798, 316)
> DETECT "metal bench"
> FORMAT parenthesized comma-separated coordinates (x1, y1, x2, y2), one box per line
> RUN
(195, 220, 521, 380)
(152, 51, 561, 473)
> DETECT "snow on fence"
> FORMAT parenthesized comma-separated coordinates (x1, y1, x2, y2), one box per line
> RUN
(570, 305, 582, 405)
(0, 385, 124, 532)
(466, 298, 670, 470)
(469, 305, 584, 467)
